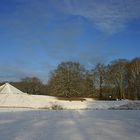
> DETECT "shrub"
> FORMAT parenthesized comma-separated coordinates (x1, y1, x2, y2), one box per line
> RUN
(51, 104, 63, 110)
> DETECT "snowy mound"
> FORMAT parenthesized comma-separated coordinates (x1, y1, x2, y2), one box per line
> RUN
(111, 101, 140, 110)
(0, 93, 130, 109)
(1, 83, 138, 110)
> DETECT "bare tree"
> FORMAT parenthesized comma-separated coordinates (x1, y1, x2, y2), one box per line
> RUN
(127, 58, 140, 99)
(48, 61, 87, 97)
(92, 63, 106, 99)
(108, 59, 128, 99)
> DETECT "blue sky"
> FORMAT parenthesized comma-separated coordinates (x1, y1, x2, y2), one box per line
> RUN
(0, 0, 140, 83)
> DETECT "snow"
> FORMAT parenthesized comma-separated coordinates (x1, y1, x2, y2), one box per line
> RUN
(112, 101, 140, 110)
(0, 83, 138, 110)
(0, 109, 140, 140)
(0, 83, 25, 94)
(0, 94, 132, 109)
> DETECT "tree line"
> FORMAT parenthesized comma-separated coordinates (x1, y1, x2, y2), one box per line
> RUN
(0, 57, 140, 100)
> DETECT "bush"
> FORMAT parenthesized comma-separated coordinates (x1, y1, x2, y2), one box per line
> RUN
(51, 104, 64, 110)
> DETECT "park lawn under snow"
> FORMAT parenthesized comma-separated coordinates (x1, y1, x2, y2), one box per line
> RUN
(0, 94, 134, 109)
(0, 109, 140, 140)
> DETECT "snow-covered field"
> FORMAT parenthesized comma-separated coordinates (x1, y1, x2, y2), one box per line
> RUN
(0, 109, 140, 140)
(0, 94, 137, 109)
(0, 94, 140, 140)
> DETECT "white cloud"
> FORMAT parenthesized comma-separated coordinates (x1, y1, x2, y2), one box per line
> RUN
(1, 0, 140, 34)
(55, 0, 140, 33)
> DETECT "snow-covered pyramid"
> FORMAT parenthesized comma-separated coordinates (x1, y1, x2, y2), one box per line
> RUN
(0, 83, 32, 108)
(0, 83, 25, 94)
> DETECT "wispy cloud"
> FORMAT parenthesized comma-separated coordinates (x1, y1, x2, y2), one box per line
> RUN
(53, 0, 140, 33)
(1, 0, 140, 34)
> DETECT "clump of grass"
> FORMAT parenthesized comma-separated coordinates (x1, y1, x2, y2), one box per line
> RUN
(57, 97, 86, 101)
(51, 104, 63, 110)
(38, 106, 50, 110)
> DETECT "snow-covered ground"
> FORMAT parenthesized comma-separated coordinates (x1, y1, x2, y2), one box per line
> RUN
(0, 94, 136, 109)
(110, 101, 140, 110)
(0, 109, 140, 140)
